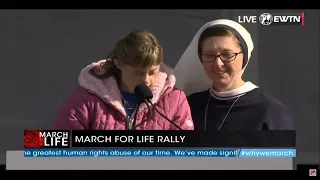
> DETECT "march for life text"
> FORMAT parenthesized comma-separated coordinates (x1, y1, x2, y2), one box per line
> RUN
(74, 135, 186, 144)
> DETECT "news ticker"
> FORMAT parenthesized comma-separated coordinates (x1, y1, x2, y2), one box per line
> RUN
(24, 130, 296, 148)
(24, 148, 296, 158)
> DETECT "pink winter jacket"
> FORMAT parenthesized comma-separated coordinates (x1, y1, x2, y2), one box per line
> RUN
(54, 60, 194, 130)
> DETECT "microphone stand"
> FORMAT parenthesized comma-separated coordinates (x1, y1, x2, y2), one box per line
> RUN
(146, 99, 183, 130)
(133, 99, 183, 130)
(132, 100, 153, 130)
(131, 103, 141, 130)
(132, 84, 184, 130)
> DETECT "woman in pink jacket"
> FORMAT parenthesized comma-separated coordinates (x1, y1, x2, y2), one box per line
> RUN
(54, 30, 194, 130)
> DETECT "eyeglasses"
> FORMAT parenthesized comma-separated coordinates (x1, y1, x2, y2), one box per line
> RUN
(200, 52, 242, 62)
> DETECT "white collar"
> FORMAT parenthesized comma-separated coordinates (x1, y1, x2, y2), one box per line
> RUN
(210, 81, 258, 100)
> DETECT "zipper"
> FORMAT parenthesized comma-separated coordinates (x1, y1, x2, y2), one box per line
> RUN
(127, 108, 138, 130)
(87, 89, 145, 130)
(126, 105, 150, 130)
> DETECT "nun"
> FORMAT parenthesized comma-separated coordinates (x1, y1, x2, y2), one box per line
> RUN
(174, 19, 294, 130)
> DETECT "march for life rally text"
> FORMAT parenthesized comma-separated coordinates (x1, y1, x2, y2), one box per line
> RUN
(75, 135, 185, 144)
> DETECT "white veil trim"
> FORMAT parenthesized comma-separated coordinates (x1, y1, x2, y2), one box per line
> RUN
(174, 19, 256, 97)
(210, 81, 258, 100)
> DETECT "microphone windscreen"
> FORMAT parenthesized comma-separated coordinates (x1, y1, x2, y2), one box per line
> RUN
(134, 84, 153, 101)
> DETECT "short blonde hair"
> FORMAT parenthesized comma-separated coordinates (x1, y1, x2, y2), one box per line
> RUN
(92, 30, 163, 80)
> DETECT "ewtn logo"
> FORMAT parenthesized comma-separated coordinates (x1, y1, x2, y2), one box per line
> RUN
(238, 12, 305, 26)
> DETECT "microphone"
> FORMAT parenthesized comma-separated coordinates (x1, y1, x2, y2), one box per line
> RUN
(132, 84, 183, 130)
(131, 84, 153, 130)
